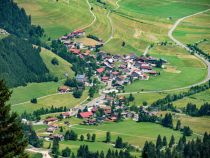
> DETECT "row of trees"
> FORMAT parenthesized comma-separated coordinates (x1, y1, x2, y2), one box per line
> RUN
(142, 132, 210, 158)
(21, 106, 68, 121)
(185, 102, 210, 116)
(151, 82, 210, 109)
(187, 43, 210, 61)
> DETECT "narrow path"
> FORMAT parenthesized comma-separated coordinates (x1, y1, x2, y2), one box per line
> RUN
(76, 0, 96, 31)
(27, 148, 51, 158)
(104, 0, 121, 45)
(143, 45, 150, 56)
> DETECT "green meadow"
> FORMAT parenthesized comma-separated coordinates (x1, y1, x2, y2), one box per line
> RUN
(174, 10, 210, 44)
(173, 89, 210, 108)
(71, 120, 192, 147)
(9, 80, 64, 105)
(11, 90, 88, 114)
(40, 48, 74, 79)
(15, 0, 93, 39)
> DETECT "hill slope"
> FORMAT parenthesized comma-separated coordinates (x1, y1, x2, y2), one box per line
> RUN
(40, 48, 74, 79)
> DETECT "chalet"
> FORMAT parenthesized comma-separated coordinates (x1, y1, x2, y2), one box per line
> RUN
(49, 134, 64, 141)
(129, 53, 138, 60)
(96, 67, 105, 74)
(69, 48, 81, 55)
(131, 71, 140, 80)
(58, 86, 70, 93)
(79, 111, 93, 119)
(60, 36, 68, 41)
(46, 127, 56, 133)
(62, 112, 71, 118)
(76, 74, 86, 83)
(112, 71, 119, 76)
(101, 76, 109, 82)
(44, 117, 58, 124)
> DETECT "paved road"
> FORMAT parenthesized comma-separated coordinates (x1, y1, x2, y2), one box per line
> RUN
(27, 148, 51, 158)
(168, 8, 210, 85)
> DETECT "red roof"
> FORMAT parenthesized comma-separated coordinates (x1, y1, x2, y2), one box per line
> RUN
(69, 48, 81, 54)
(141, 65, 151, 70)
(62, 112, 71, 116)
(44, 117, 58, 123)
(97, 67, 105, 73)
(72, 29, 84, 34)
(112, 71, 119, 75)
(101, 76, 109, 81)
(80, 111, 93, 118)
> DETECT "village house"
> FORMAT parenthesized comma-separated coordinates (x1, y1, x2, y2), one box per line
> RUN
(44, 117, 58, 124)
(76, 74, 86, 83)
(58, 86, 71, 93)
(79, 111, 93, 119)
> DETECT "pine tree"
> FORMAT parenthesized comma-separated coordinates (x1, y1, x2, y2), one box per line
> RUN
(87, 133, 91, 141)
(169, 135, 175, 148)
(0, 80, 28, 158)
(115, 136, 123, 148)
(100, 151, 105, 158)
(80, 135, 84, 141)
(176, 120, 181, 130)
(156, 135, 163, 149)
(163, 136, 167, 146)
(62, 147, 71, 157)
(106, 132, 111, 143)
(92, 134, 96, 142)
(52, 137, 59, 155)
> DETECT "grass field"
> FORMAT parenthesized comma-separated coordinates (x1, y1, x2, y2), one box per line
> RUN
(9, 80, 64, 105)
(173, 89, 210, 108)
(70, 120, 192, 147)
(15, 0, 93, 39)
(175, 115, 210, 135)
(11, 90, 88, 114)
(28, 152, 42, 158)
(40, 48, 74, 79)
(174, 10, 210, 44)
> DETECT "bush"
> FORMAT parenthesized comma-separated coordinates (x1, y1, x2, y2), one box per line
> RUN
(31, 98, 37, 104)
(73, 90, 83, 98)
(51, 57, 59, 65)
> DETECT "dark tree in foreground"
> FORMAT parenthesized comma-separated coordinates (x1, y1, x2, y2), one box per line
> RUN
(106, 132, 111, 143)
(0, 80, 28, 158)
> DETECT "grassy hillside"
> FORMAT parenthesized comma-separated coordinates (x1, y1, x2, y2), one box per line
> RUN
(11, 90, 88, 114)
(9, 80, 64, 105)
(15, 0, 93, 39)
(174, 10, 210, 44)
(40, 48, 74, 79)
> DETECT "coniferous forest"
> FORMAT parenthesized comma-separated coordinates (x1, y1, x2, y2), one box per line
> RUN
(0, 0, 52, 87)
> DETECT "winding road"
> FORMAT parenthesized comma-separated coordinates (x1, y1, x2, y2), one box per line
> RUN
(168, 9, 210, 85)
